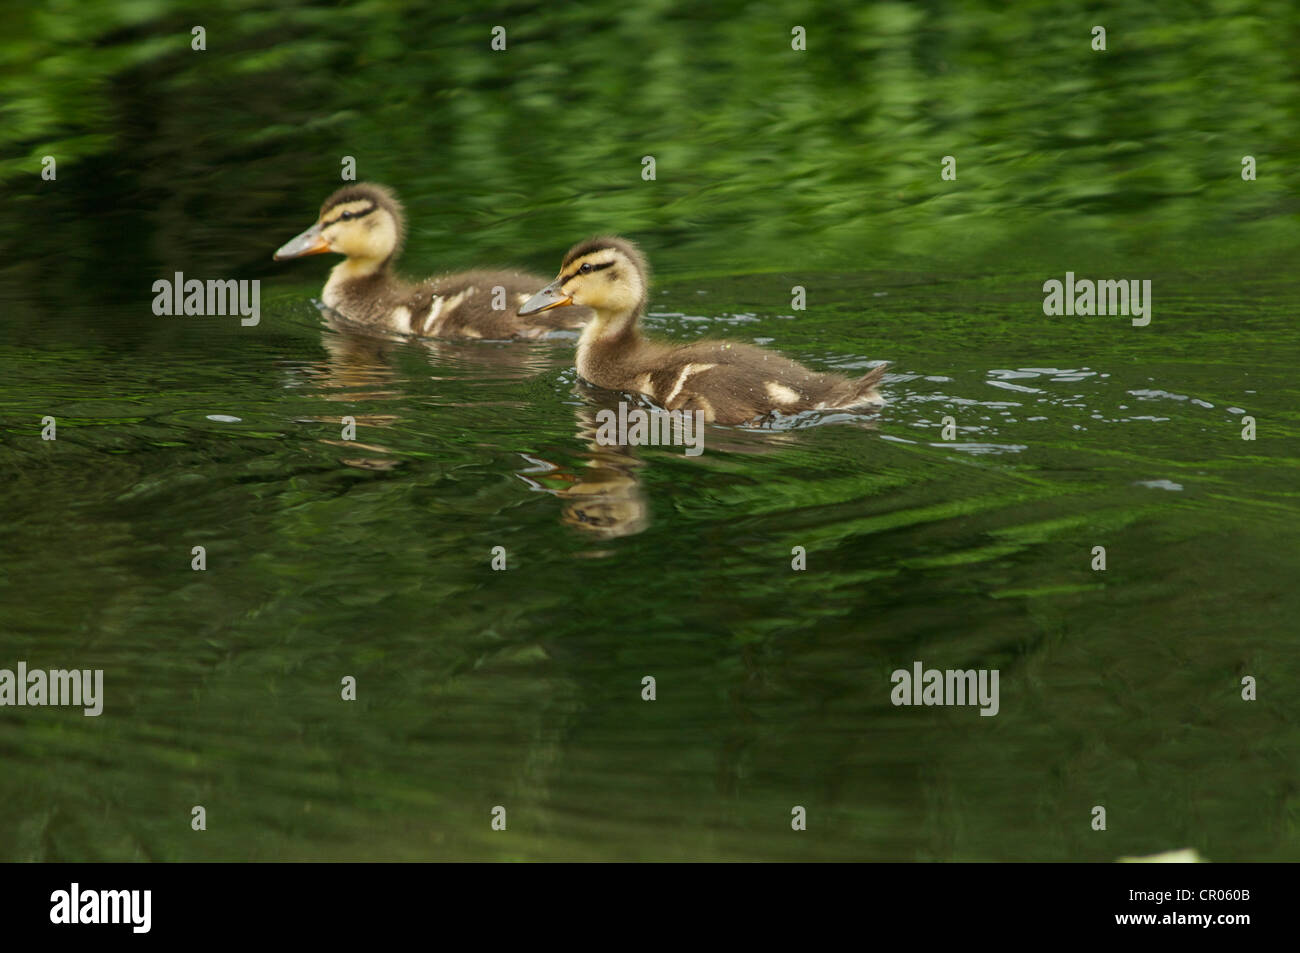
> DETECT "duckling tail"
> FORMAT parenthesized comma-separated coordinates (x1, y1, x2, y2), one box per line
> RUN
(847, 362, 889, 404)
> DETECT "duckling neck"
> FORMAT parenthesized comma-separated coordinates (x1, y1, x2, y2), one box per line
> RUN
(576, 306, 646, 386)
(329, 254, 391, 283)
(323, 255, 396, 311)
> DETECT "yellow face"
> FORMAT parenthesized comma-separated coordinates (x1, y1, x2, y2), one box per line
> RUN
(319, 200, 399, 260)
(519, 247, 645, 317)
(274, 200, 399, 263)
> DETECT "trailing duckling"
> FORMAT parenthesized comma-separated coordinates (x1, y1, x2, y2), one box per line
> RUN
(273, 183, 590, 339)
(519, 236, 888, 425)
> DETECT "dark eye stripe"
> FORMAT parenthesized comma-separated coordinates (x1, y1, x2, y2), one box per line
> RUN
(323, 204, 377, 226)
(562, 260, 614, 284)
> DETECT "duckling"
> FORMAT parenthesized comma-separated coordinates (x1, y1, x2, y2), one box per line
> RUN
(519, 237, 888, 425)
(273, 183, 590, 339)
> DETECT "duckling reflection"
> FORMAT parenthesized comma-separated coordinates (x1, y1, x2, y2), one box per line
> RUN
(293, 303, 577, 470)
(518, 400, 650, 541)
(518, 384, 841, 541)
(313, 301, 572, 384)
(412, 334, 570, 387)
(287, 310, 405, 470)
(310, 314, 404, 401)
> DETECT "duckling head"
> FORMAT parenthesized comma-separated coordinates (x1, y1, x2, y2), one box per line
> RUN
(519, 236, 649, 321)
(273, 183, 406, 272)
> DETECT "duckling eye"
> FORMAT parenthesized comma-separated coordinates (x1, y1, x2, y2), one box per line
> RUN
(339, 211, 356, 221)
(579, 263, 592, 274)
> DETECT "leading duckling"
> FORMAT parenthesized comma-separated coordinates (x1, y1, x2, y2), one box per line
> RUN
(519, 237, 888, 425)
(274, 183, 590, 339)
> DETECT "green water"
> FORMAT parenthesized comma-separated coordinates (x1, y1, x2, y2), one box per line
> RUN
(1, 1, 1298, 861)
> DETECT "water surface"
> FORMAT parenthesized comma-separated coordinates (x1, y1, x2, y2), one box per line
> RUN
(2, 258, 1296, 860)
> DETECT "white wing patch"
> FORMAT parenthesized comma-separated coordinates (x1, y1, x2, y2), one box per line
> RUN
(390, 306, 412, 335)
(423, 296, 445, 334)
(425, 289, 471, 335)
(765, 381, 800, 405)
(442, 290, 470, 315)
(665, 363, 717, 404)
